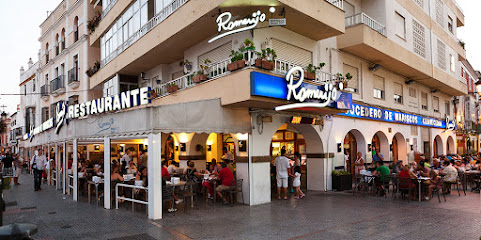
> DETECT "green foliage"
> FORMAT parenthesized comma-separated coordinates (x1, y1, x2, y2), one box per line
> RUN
(197, 59, 211, 75)
(257, 48, 277, 62)
(306, 63, 325, 73)
(332, 170, 351, 176)
(230, 50, 244, 62)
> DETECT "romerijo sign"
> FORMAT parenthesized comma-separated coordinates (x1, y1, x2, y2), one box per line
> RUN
(208, 10, 266, 43)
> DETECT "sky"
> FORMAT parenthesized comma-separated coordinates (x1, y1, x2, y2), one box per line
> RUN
(0, 0, 479, 116)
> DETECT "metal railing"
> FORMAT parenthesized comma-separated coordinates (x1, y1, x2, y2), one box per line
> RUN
(325, 0, 344, 10)
(50, 75, 65, 92)
(101, 0, 189, 67)
(345, 12, 386, 36)
(68, 67, 79, 84)
(68, 174, 74, 194)
(40, 84, 49, 96)
(154, 50, 338, 99)
(101, 0, 118, 19)
(115, 183, 148, 211)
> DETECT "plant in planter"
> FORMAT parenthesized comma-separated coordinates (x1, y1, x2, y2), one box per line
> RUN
(182, 59, 192, 73)
(85, 61, 100, 77)
(336, 72, 353, 89)
(227, 50, 245, 72)
(459, 40, 465, 50)
(332, 170, 352, 191)
(167, 83, 179, 93)
(305, 62, 325, 80)
(193, 59, 211, 83)
(255, 48, 277, 70)
(87, 12, 101, 34)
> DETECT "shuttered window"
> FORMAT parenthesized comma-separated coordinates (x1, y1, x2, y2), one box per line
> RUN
(393, 82, 403, 104)
(373, 75, 384, 99)
(171, 70, 184, 80)
(433, 97, 440, 113)
(343, 64, 359, 93)
(421, 92, 428, 110)
(271, 39, 313, 67)
(198, 41, 231, 67)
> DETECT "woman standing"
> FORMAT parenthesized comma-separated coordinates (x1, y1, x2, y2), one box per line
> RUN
(354, 152, 365, 174)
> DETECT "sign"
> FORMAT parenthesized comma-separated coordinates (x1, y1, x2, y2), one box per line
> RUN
(24, 87, 151, 140)
(269, 18, 286, 26)
(250, 70, 351, 111)
(290, 116, 317, 125)
(339, 103, 452, 129)
(208, 10, 266, 43)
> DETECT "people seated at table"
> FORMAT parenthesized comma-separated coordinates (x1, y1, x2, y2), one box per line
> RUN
(371, 161, 390, 195)
(161, 160, 170, 181)
(211, 158, 222, 174)
(425, 170, 441, 201)
(126, 161, 138, 175)
(391, 160, 403, 173)
(224, 159, 235, 174)
(216, 162, 235, 204)
(431, 159, 443, 171)
(111, 165, 124, 182)
(202, 163, 217, 199)
(441, 160, 458, 194)
(167, 160, 178, 175)
(454, 160, 466, 173)
(418, 161, 430, 177)
(399, 165, 417, 200)
(183, 161, 202, 183)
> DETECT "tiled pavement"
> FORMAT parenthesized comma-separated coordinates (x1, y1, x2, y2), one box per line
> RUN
(3, 173, 481, 240)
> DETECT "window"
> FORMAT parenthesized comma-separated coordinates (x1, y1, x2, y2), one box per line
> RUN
(448, 16, 453, 33)
(395, 12, 406, 39)
(450, 54, 455, 72)
(413, 20, 426, 58)
(33, 79, 36, 92)
(445, 101, 450, 115)
(45, 74, 48, 85)
(393, 83, 403, 104)
(435, 0, 444, 28)
(155, 0, 175, 14)
(45, 43, 49, 63)
(437, 39, 446, 70)
(433, 97, 440, 113)
(68, 95, 79, 105)
(421, 92, 428, 110)
(343, 64, 359, 93)
(55, 34, 59, 56)
(103, 75, 119, 97)
(409, 87, 417, 98)
(41, 107, 49, 122)
(411, 126, 418, 136)
(373, 75, 384, 99)
(61, 28, 66, 50)
(23, 85, 26, 95)
(74, 16, 79, 42)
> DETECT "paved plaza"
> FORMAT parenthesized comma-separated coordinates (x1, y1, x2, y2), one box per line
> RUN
(3, 174, 480, 240)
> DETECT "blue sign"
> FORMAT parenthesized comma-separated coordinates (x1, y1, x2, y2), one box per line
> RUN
(250, 71, 352, 109)
(339, 103, 449, 129)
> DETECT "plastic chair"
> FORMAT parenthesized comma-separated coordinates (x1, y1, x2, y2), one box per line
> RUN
(228, 179, 244, 206)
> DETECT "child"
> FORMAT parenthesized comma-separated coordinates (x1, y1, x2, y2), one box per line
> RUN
(293, 167, 304, 199)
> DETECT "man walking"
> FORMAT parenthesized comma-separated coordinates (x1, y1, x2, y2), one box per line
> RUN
(273, 149, 292, 200)
(30, 149, 46, 191)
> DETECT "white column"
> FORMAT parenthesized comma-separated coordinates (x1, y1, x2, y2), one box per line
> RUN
(47, 145, 51, 185)
(63, 142, 67, 195)
(104, 137, 111, 209)
(73, 139, 78, 201)
(55, 144, 60, 190)
(148, 133, 162, 220)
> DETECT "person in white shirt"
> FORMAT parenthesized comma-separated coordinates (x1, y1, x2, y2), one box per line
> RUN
(167, 161, 177, 175)
(273, 149, 293, 200)
(221, 147, 233, 162)
(30, 149, 47, 191)
(120, 148, 133, 173)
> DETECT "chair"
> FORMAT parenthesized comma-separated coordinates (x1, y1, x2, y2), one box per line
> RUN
(162, 185, 176, 215)
(177, 182, 196, 212)
(227, 179, 244, 206)
(397, 177, 413, 202)
(454, 173, 466, 196)
(432, 178, 446, 203)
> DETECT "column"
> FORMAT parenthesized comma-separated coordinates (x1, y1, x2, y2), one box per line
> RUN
(104, 137, 111, 209)
(148, 133, 162, 220)
(55, 144, 60, 190)
(63, 142, 67, 195)
(47, 144, 51, 185)
(73, 139, 78, 201)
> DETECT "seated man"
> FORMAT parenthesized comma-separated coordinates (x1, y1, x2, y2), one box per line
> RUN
(419, 161, 430, 177)
(441, 160, 458, 194)
(371, 160, 390, 195)
(216, 163, 235, 204)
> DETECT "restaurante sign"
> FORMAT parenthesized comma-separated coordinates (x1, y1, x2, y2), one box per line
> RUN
(208, 10, 266, 43)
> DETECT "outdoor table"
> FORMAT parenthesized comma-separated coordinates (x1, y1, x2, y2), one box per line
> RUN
(87, 180, 103, 205)
(167, 181, 190, 207)
(465, 170, 481, 191)
(360, 173, 376, 194)
(416, 176, 430, 202)
(204, 177, 220, 203)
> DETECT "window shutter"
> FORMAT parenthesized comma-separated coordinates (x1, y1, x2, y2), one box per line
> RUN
(393, 83, 403, 96)
(271, 39, 312, 67)
(198, 42, 231, 67)
(343, 64, 358, 90)
(373, 75, 384, 90)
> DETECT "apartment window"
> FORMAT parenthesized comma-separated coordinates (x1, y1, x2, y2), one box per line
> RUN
(41, 107, 49, 122)
(55, 34, 59, 56)
(61, 28, 66, 50)
(433, 97, 440, 113)
(155, 0, 175, 14)
(32, 79, 36, 92)
(103, 78, 115, 97)
(411, 126, 418, 136)
(435, 0, 444, 28)
(393, 83, 403, 104)
(45, 74, 48, 85)
(343, 64, 359, 93)
(445, 101, 450, 115)
(413, 20, 426, 58)
(373, 75, 385, 99)
(437, 39, 446, 70)
(409, 87, 417, 98)
(45, 43, 49, 63)
(448, 16, 453, 34)
(450, 54, 455, 72)
(74, 16, 79, 42)
(395, 12, 406, 39)
(68, 95, 79, 105)
(421, 92, 428, 110)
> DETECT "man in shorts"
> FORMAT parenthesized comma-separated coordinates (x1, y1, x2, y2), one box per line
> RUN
(273, 149, 292, 200)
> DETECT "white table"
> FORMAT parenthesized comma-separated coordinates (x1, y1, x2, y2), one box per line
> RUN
(416, 176, 430, 202)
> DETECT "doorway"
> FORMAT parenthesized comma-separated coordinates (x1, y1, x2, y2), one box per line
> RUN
(344, 132, 357, 174)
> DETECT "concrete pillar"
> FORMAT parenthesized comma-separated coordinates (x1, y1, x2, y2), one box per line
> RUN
(104, 137, 111, 209)
(55, 144, 60, 190)
(73, 139, 78, 201)
(148, 133, 162, 220)
(63, 142, 67, 195)
(47, 144, 51, 185)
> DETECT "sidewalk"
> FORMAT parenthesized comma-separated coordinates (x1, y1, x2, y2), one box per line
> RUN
(3, 173, 481, 239)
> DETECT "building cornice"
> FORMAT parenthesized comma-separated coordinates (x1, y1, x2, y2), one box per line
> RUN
(39, 0, 83, 42)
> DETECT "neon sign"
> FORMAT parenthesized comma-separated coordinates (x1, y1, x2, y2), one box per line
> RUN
(208, 11, 266, 43)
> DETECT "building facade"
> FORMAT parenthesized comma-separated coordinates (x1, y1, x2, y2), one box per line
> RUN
(18, 0, 467, 220)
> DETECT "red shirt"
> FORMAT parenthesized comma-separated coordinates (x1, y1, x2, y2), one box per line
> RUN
(218, 167, 235, 186)
(162, 166, 170, 180)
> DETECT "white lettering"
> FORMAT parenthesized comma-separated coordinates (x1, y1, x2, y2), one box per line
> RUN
(208, 11, 266, 43)
(91, 100, 98, 115)
(97, 98, 105, 113)
(113, 94, 121, 111)
(121, 91, 131, 109)
(79, 103, 86, 117)
(140, 87, 150, 105)
(130, 89, 140, 107)
(85, 101, 92, 115)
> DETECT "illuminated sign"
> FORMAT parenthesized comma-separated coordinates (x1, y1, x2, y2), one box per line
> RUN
(25, 87, 151, 140)
(290, 116, 317, 125)
(208, 11, 266, 43)
(339, 103, 453, 129)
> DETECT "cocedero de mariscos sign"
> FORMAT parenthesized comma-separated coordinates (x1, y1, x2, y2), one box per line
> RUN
(339, 103, 453, 129)
(24, 87, 151, 140)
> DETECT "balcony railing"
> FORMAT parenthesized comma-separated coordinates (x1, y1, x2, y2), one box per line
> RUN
(100, 0, 189, 67)
(325, 0, 344, 10)
(154, 50, 338, 99)
(68, 67, 79, 84)
(50, 75, 65, 93)
(345, 13, 386, 36)
(101, 0, 118, 19)
(40, 84, 49, 96)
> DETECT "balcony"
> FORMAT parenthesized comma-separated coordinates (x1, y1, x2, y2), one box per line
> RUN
(40, 84, 49, 101)
(101, 0, 118, 19)
(13, 127, 24, 140)
(90, 0, 345, 88)
(338, 13, 466, 96)
(50, 75, 65, 96)
(68, 67, 80, 88)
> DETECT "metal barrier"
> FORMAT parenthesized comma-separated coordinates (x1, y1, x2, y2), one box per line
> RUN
(115, 183, 148, 211)
(68, 175, 74, 194)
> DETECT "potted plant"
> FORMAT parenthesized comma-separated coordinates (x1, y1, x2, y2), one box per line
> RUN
(336, 72, 353, 89)
(167, 83, 179, 93)
(459, 40, 465, 50)
(85, 61, 100, 77)
(227, 50, 245, 72)
(193, 59, 211, 83)
(87, 12, 101, 34)
(255, 48, 277, 70)
(305, 63, 325, 80)
(182, 59, 192, 73)
(332, 170, 352, 191)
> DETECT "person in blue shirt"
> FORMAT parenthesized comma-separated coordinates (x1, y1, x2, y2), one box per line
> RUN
(372, 147, 384, 163)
